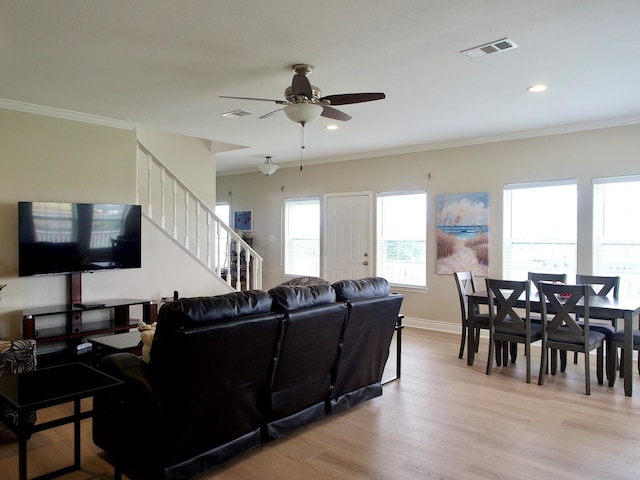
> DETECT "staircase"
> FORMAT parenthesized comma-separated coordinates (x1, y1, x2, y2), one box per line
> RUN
(136, 141, 262, 291)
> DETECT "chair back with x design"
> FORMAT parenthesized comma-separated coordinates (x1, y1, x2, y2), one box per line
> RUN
(487, 279, 529, 333)
(485, 279, 540, 383)
(575, 274, 619, 300)
(538, 282, 609, 394)
(542, 283, 588, 342)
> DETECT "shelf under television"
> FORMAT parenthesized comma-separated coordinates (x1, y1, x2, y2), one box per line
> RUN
(33, 320, 139, 344)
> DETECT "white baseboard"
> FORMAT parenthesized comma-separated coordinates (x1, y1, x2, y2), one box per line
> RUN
(403, 318, 626, 358)
(403, 316, 489, 339)
(403, 317, 458, 334)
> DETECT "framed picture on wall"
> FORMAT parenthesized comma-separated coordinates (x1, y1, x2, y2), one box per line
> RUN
(435, 192, 489, 275)
(234, 210, 253, 232)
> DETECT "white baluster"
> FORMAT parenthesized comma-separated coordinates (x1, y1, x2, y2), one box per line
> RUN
(172, 179, 178, 239)
(184, 193, 190, 250)
(196, 202, 201, 259)
(206, 212, 212, 268)
(160, 166, 166, 229)
(147, 153, 153, 218)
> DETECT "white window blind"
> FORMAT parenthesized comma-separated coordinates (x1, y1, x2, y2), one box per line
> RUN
(284, 197, 320, 276)
(593, 175, 640, 297)
(503, 180, 577, 280)
(376, 190, 427, 287)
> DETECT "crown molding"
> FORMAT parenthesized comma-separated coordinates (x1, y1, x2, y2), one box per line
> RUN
(0, 98, 137, 130)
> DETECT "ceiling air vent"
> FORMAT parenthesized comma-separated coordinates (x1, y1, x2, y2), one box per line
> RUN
(221, 109, 254, 119)
(460, 38, 518, 59)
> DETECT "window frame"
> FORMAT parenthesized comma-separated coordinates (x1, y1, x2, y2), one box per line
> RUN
(592, 175, 640, 297)
(502, 179, 577, 281)
(283, 196, 321, 277)
(376, 189, 427, 289)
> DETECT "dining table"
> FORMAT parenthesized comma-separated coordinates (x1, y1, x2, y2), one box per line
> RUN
(467, 289, 640, 396)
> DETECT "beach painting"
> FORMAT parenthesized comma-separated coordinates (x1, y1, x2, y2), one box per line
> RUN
(436, 192, 489, 275)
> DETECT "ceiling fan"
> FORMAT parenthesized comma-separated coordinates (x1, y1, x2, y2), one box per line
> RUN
(220, 64, 385, 125)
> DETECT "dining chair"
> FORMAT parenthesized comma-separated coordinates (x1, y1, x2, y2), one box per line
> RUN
(537, 282, 610, 395)
(608, 330, 640, 386)
(485, 278, 542, 383)
(454, 271, 490, 361)
(527, 272, 567, 297)
(527, 272, 568, 371)
(572, 274, 619, 367)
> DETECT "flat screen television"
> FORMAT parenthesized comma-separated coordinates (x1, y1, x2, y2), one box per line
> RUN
(18, 201, 142, 277)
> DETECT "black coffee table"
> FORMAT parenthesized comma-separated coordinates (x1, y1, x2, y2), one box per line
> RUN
(89, 330, 143, 365)
(0, 362, 122, 480)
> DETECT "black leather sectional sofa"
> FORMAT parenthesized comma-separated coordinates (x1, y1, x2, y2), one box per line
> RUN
(92, 277, 403, 479)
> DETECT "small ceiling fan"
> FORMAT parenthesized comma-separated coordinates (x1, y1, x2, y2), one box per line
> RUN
(220, 64, 385, 125)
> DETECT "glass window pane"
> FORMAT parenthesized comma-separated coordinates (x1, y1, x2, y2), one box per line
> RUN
(284, 198, 320, 276)
(503, 182, 577, 280)
(376, 191, 427, 287)
(593, 178, 640, 297)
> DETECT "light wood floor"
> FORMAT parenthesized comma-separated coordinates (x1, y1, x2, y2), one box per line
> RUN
(1, 328, 640, 480)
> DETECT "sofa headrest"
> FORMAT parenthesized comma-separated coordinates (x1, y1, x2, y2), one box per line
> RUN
(332, 277, 390, 301)
(159, 290, 273, 327)
(268, 284, 336, 311)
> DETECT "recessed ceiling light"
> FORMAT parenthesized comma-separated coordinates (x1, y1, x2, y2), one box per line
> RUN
(527, 84, 549, 93)
(325, 124, 339, 130)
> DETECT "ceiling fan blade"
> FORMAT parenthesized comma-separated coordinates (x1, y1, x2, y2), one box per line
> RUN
(320, 93, 386, 106)
(220, 95, 287, 105)
(259, 109, 284, 119)
(321, 106, 352, 121)
(291, 74, 313, 98)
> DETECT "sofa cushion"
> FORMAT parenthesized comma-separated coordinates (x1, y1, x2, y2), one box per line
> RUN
(159, 290, 273, 328)
(332, 277, 390, 301)
(269, 284, 336, 311)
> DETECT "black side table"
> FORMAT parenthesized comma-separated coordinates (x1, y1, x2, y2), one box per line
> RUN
(0, 362, 122, 480)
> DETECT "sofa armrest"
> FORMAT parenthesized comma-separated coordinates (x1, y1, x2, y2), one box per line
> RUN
(97, 352, 161, 412)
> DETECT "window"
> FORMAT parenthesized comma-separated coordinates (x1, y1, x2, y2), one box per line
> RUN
(376, 191, 427, 287)
(503, 180, 577, 280)
(593, 176, 640, 297)
(215, 203, 230, 272)
(284, 197, 320, 276)
(215, 203, 230, 226)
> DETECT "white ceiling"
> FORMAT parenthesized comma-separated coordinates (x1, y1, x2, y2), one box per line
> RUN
(2, 1, 640, 175)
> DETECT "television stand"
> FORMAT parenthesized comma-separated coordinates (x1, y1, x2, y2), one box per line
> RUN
(23, 298, 156, 366)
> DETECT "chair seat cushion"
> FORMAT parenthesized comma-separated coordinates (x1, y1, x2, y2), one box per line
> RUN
(470, 313, 490, 328)
(496, 323, 542, 338)
(577, 321, 615, 336)
(548, 328, 606, 346)
(610, 330, 640, 346)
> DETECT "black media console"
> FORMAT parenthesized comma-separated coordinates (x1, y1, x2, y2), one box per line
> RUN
(22, 273, 157, 366)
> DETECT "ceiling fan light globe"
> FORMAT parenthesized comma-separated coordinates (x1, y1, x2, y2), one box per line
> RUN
(258, 163, 280, 176)
(284, 103, 323, 125)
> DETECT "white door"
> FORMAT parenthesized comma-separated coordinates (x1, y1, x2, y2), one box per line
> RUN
(324, 193, 372, 282)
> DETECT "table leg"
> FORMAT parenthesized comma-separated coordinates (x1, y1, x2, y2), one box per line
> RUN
(396, 321, 402, 380)
(18, 412, 28, 480)
(74, 399, 81, 469)
(624, 312, 633, 397)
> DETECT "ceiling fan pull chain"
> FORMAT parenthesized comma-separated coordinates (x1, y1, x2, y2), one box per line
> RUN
(300, 124, 306, 171)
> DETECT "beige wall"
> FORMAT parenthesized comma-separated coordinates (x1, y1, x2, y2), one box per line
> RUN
(0, 109, 227, 339)
(217, 123, 640, 328)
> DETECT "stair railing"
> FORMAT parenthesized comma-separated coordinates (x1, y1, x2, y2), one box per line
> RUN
(136, 141, 262, 291)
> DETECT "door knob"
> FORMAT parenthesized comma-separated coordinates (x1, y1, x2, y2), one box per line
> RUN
(363, 261, 368, 266)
